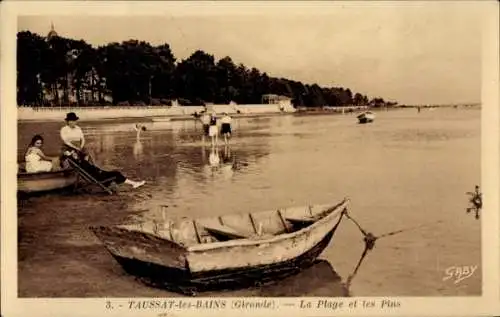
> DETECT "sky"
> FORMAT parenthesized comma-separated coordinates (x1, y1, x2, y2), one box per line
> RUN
(17, 2, 483, 105)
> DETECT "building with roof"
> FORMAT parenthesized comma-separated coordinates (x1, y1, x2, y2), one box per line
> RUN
(261, 94, 292, 104)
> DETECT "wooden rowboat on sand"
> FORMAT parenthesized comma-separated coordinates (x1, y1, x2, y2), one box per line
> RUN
(17, 164, 78, 194)
(90, 198, 349, 294)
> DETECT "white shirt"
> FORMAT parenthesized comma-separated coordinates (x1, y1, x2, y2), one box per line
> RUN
(221, 116, 232, 124)
(60, 125, 85, 147)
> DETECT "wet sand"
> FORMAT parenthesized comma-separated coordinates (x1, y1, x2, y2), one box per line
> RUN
(17, 107, 481, 297)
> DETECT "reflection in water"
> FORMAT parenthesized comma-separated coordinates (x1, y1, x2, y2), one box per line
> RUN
(149, 259, 350, 297)
(221, 146, 235, 179)
(208, 147, 220, 167)
(255, 260, 349, 297)
(79, 132, 118, 167)
(133, 140, 144, 160)
(143, 253, 373, 297)
(202, 145, 237, 180)
(132, 124, 145, 160)
(164, 121, 269, 176)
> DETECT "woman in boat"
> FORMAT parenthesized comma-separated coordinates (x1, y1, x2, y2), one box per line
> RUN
(24, 135, 61, 173)
(220, 113, 232, 145)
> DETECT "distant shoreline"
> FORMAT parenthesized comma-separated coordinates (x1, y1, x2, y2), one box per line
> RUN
(398, 104, 481, 109)
(16, 104, 480, 124)
(17, 111, 294, 125)
(16, 104, 363, 123)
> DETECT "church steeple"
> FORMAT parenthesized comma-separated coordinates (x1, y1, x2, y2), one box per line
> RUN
(47, 21, 58, 40)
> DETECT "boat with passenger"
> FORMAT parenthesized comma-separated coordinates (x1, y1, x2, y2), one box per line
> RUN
(17, 163, 77, 193)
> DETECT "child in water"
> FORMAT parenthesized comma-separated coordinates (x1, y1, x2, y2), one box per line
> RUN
(220, 113, 232, 145)
(208, 112, 218, 147)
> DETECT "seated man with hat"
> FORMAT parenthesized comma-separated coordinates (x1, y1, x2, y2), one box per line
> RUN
(59, 112, 146, 189)
(60, 112, 89, 161)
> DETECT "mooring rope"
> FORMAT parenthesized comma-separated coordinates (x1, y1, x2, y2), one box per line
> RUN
(341, 208, 444, 288)
(376, 220, 444, 239)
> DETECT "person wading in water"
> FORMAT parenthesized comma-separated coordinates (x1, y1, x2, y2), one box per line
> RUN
(220, 112, 232, 145)
(200, 112, 210, 143)
(208, 112, 219, 147)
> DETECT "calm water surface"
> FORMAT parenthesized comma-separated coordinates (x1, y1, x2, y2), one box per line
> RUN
(17, 108, 481, 297)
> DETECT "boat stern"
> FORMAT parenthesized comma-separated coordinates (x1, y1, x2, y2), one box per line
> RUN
(90, 225, 189, 276)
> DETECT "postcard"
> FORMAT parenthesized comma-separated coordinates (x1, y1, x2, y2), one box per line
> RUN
(1, 1, 499, 316)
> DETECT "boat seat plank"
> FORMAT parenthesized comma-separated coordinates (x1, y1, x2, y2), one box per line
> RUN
(308, 204, 330, 217)
(281, 204, 328, 222)
(218, 213, 256, 237)
(169, 219, 200, 246)
(251, 210, 289, 235)
(195, 217, 223, 241)
(202, 223, 252, 240)
(277, 209, 292, 233)
(284, 216, 316, 226)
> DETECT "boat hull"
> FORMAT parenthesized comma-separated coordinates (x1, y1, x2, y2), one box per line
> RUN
(109, 227, 337, 295)
(357, 112, 375, 124)
(17, 169, 77, 193)
(358, 117, 373, 124)
(91, 201, 348, 294)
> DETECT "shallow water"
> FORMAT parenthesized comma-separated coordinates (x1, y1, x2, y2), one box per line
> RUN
(17, 107, 481, 297)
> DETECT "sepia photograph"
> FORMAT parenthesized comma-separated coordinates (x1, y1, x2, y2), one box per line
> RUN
(2, 1, 499, 316)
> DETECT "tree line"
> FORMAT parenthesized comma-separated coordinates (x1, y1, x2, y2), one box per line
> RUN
(17, 31, 396, 108)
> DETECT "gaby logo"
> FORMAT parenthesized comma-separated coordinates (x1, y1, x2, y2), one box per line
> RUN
(442, 265, 479, 284)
